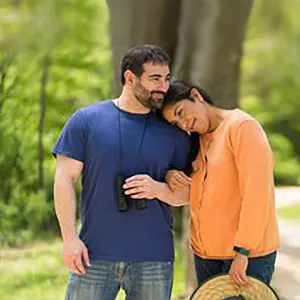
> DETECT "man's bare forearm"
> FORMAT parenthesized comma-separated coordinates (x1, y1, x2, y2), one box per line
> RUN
(156, 182, 189, 206)
(54, 173, 78, 242)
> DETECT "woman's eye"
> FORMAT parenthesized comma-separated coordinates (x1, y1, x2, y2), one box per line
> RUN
(177, 109, 183, 117)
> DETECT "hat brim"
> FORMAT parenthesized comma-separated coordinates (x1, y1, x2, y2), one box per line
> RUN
(190, 274, 280, 299)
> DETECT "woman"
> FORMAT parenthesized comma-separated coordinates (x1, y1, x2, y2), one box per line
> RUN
(162, 80, 280, 287)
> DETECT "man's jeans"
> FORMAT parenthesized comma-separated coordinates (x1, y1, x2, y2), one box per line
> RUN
(194, 251, 277, 285)
(65, 260, 174, 300)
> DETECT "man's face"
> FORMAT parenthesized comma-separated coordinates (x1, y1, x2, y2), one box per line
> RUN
(132, 63, 171, 110)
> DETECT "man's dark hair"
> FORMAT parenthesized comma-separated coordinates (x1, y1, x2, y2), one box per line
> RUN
(121, 44, 170, 85)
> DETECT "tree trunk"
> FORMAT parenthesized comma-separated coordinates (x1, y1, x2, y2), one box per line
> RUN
(106, 0, 254, 295)
(173, 0, 254, 108)
(181, 206, 197, 295)
(106, 0, 181, 93)
(38, 55, 50, 190)
(0, 65, 7, 114)
(0, 56, 16, 115)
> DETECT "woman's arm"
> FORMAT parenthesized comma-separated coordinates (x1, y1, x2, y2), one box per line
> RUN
(232, 120, 274, 251)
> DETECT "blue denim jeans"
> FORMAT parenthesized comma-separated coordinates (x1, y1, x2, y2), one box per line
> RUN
(194, 251, 277, 285)
(65, 260, 174, 300)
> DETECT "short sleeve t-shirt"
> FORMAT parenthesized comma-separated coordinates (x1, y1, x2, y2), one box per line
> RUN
(52, 100, 190, 261)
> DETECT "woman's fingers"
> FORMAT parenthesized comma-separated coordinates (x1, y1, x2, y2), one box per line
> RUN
(172, 171, 191, 186)
(166, 170, 191, 192)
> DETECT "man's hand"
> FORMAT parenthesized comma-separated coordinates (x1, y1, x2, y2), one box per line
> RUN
(124, 174, 189, 206)
(165, 170, 191, 192)
(63, 238, 91, 275)
(123, 174, 161, 199)
(229, 253, 250, 287)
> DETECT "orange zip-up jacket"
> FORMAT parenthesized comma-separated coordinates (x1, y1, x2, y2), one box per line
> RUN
(190, 109, 280, 259)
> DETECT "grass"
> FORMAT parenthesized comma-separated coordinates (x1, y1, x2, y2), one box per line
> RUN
(0, 240, 66, 300)
(0, 239, 186, 300)
(277, 203, 300, 220)
(1, 203, 299, 300)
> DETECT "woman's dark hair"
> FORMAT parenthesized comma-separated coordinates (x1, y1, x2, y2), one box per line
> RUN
(163, 80, 214, 106)
(162, 80, 214, 176)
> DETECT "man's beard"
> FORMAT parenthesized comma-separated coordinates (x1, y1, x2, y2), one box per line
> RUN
(133, 81, 166, 110)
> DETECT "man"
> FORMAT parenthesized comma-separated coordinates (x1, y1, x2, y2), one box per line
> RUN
(53, 44, 191, 300)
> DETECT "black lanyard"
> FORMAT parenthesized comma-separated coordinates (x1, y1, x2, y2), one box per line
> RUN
(117, 103, 151, 174)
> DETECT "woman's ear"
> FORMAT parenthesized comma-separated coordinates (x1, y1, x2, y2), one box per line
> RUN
(190, 88, 204, 103)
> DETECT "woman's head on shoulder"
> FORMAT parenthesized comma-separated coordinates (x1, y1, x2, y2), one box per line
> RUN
(162, 80, 217, 134)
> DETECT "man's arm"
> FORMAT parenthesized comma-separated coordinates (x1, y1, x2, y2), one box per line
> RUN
(123, 174, 190, 206)
(54, 155, 90, 275)
(123, 129, 192, 206)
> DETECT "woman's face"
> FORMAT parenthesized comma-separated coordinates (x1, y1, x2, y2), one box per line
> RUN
(162, 89, 210, 134)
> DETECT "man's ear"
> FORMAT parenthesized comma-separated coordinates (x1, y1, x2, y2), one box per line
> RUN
(124, 70, 136, 85)
(190, 88, 204, 103)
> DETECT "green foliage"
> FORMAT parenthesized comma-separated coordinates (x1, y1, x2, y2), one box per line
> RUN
(241, 0, 300, 185)
(277, 203, 300, 220)
(0, 0, 299, 246)
(268, 134, 300, 185)
(0, 0, 112, 245)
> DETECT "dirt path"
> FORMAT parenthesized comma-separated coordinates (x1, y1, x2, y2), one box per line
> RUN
(272, 187, 300, 300)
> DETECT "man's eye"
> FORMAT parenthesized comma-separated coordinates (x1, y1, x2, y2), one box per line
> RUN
(177, 109, 183, 116)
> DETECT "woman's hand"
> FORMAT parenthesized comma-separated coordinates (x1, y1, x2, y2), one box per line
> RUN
(165, 170, 191, 192)
(229, 253, 250, 287)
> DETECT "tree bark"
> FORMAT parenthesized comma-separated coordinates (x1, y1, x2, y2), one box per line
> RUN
(173, 0, 254, 108)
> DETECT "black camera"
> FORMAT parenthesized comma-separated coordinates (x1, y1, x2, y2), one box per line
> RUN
(115, 174, 147, 212)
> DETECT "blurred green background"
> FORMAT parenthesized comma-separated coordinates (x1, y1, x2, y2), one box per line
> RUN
(0, 0, 299, 299)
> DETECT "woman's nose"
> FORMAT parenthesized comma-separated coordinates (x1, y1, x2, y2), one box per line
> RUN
(180, 119, 189, 130)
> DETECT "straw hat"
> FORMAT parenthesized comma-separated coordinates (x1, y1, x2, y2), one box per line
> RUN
(190, 274, 279, 299)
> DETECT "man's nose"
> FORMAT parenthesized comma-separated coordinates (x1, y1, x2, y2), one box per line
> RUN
(157, 81, 169, 93)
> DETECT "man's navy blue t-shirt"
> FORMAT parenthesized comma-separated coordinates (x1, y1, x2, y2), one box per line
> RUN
(52, 100, 190, 262)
